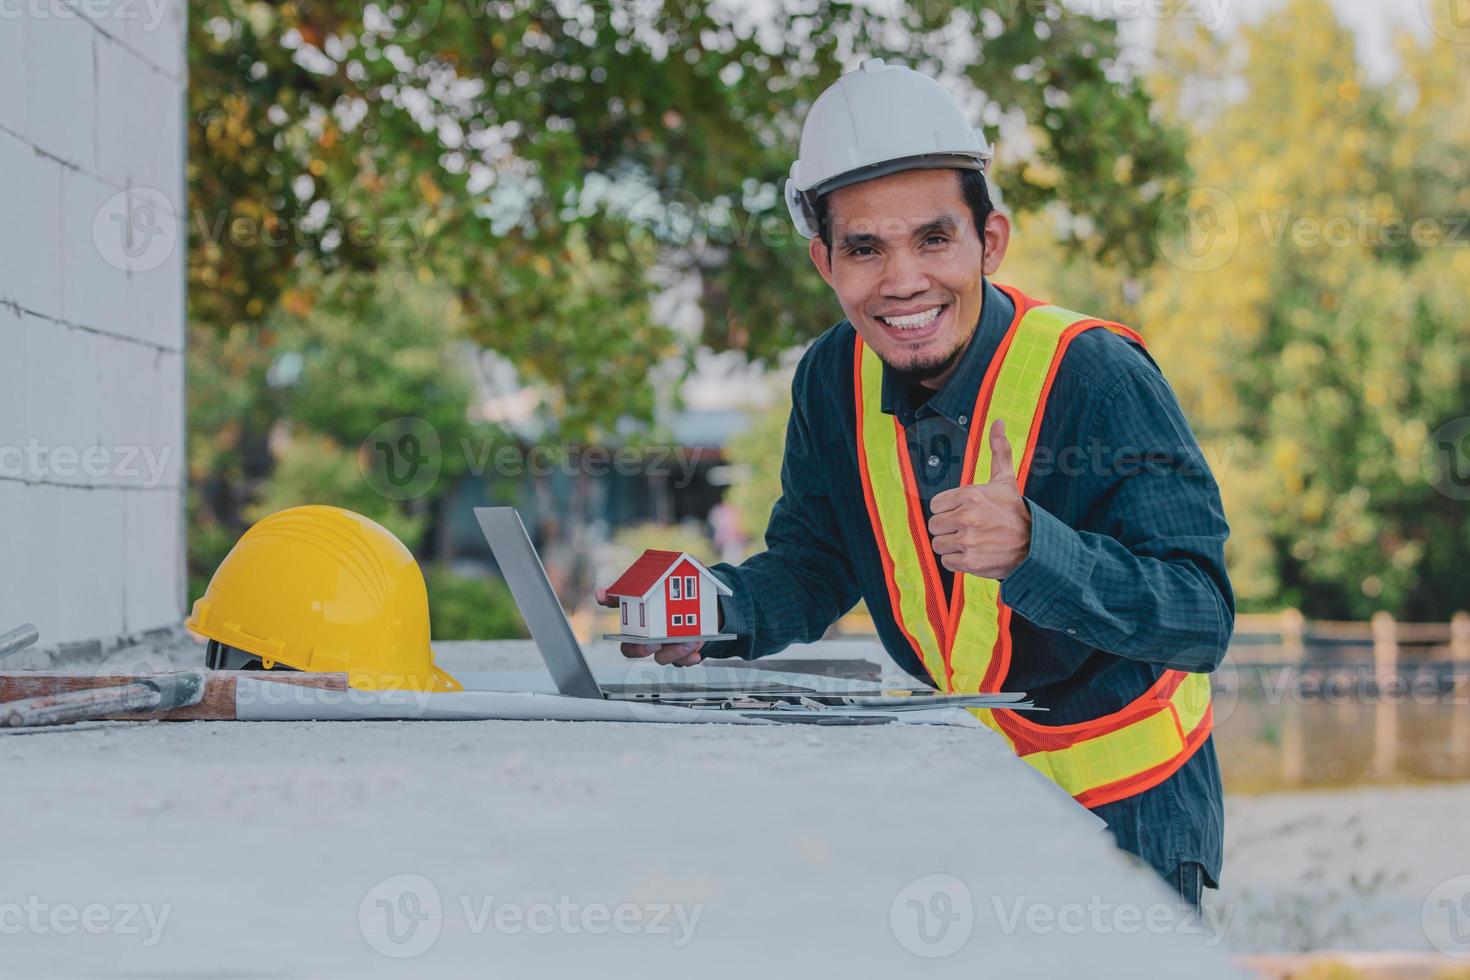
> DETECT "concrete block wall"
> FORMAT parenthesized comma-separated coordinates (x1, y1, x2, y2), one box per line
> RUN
(0, 1, 187, 648)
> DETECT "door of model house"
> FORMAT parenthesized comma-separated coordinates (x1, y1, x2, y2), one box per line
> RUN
(665, 560, 701, 637)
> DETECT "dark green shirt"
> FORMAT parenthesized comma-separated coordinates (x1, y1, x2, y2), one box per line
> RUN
(706, 277, 1234, 887)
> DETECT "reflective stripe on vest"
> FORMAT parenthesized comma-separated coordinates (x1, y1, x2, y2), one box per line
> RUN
(852, 283, 1213, 809)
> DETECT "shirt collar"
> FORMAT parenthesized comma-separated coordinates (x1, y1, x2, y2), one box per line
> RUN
(879, 277, 1015, 426)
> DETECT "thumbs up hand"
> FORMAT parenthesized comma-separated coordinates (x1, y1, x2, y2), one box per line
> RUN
(927, 420, 1033, 580)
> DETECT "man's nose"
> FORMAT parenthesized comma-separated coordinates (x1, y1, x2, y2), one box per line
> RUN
(881, 249, 931, 298)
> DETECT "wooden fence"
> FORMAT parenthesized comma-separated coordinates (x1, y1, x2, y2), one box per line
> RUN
(1232, 610, 1470, 674)
(1232, 611, 1470, 782)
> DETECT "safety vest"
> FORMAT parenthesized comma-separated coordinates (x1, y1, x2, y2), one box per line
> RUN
(853, 283, 1213, 809)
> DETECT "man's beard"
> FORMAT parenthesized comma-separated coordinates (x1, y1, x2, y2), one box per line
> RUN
(883, 335, 968, 386)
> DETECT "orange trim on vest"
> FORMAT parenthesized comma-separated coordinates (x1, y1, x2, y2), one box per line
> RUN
(852, 340, 934, 668)
(940, 283, 1036, 687)
(1072, 703, 1214, 809)
(893, 426, 952, 655)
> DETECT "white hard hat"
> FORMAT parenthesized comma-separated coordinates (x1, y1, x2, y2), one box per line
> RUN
(783, 58, 993, 239)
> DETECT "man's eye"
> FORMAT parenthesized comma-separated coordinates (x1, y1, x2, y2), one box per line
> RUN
(924, 236, 948, 246)
(849, 246, 876, 257)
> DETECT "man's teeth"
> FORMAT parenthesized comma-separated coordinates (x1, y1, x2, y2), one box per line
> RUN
(879, 307, 943, 330)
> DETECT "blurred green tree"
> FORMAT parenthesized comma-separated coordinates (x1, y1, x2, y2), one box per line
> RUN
(424, 564, 529, 641)
(1141, 0, 1470, 618)
(721, 374, 792, 547)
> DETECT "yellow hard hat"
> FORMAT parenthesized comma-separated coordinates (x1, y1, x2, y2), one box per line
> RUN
(186, 505, 462, 693)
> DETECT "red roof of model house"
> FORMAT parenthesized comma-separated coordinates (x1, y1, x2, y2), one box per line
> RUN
(604, 549, 732, 599)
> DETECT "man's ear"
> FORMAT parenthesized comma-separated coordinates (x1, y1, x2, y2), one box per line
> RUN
(980, 211, 1011, 277)
(809, 235, 835, 288)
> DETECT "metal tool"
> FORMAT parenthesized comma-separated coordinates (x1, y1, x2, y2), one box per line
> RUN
(0, 623, 40, 661)
(1, 671, 207, 729)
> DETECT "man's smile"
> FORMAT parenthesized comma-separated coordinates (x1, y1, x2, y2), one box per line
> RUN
(874, 303, 950, 343)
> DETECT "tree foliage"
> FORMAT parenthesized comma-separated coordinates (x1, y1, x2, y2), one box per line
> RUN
(1141, 0, 1470, 618)
(185, 0, 1188, 598)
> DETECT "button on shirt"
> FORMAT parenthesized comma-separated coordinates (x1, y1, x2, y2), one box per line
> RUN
(704, 278, 1234, 889)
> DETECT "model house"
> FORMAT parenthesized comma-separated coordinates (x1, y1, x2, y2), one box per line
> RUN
(604, 550, 731, 639)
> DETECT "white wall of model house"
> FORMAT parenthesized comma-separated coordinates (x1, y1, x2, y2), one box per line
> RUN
(0, 2, 187, 647)
(617, 560, 721, 637)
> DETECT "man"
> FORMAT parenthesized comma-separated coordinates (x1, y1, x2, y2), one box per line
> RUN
(598, 59, 1233, 908)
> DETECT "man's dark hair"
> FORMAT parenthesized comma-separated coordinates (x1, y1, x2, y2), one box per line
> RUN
(813, 167, 994, 253)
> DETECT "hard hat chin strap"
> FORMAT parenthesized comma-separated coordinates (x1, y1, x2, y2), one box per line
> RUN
(204, 640, 299, 673)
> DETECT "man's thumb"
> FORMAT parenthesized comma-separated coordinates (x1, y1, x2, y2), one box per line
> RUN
(988, 419, 1017, 484)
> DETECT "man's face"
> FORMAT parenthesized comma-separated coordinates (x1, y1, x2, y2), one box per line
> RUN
(809, 168, 1009, 388)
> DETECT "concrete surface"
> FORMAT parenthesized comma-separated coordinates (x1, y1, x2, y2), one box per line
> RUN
(0, 640, 1246, 978)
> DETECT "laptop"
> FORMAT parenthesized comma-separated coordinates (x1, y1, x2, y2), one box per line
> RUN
(473, 506, 928, 703)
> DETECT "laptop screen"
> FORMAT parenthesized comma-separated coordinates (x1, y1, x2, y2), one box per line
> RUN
(473, 507, 605, 700)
